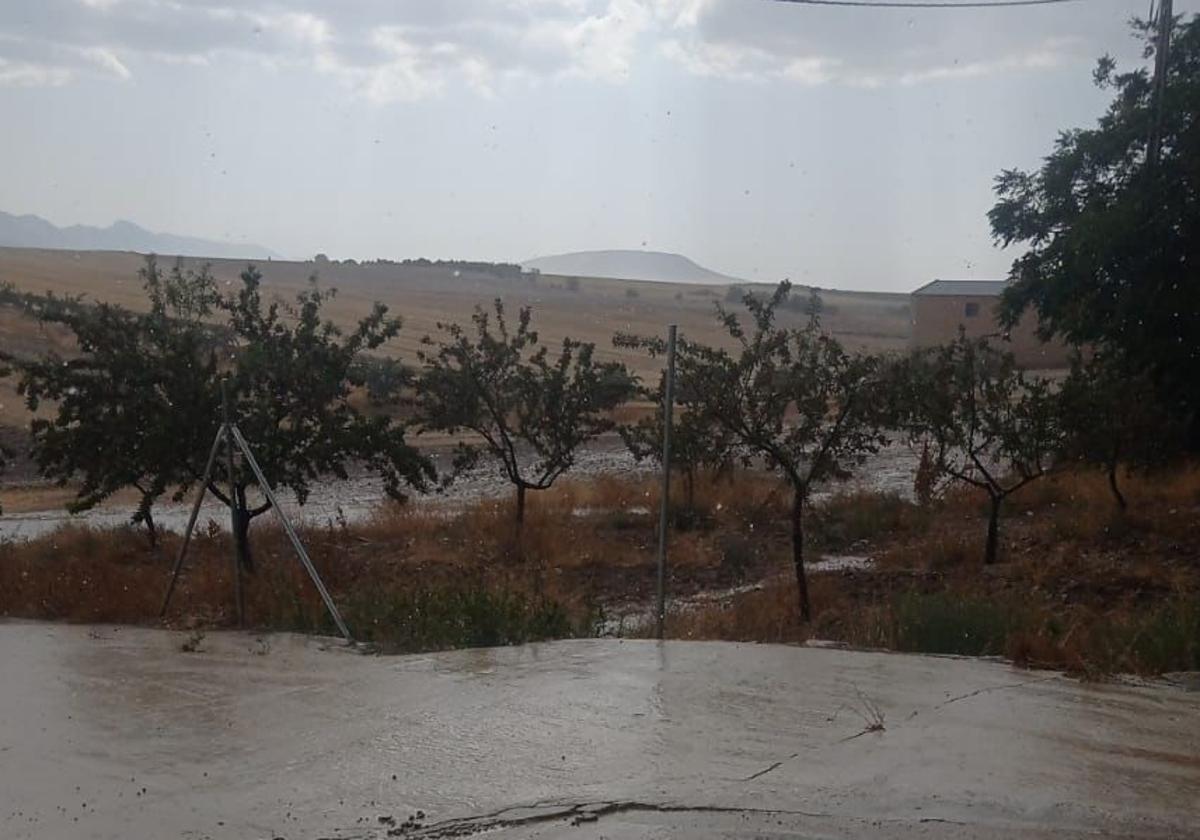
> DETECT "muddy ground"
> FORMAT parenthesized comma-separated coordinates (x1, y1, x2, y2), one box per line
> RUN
(0, 440, 918, 541)
(1, 622, 1197, 840)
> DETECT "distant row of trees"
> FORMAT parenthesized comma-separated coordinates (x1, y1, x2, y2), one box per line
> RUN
(321, 256, 526, 280)
(0, 266, 1189, 621)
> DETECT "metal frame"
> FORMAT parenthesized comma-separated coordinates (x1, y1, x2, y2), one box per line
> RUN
(159, 422, 354, 644)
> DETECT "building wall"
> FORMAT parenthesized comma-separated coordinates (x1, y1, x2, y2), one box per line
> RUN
(911, 294, 1073, 369)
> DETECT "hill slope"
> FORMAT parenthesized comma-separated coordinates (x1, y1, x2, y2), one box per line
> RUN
(0, 211, 279, 260)
(523, 250, 740, 285)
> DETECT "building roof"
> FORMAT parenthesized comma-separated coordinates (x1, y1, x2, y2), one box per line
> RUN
(912, 279, 1008, 297)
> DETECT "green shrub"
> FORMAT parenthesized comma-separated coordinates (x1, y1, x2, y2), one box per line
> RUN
(892, 592, 1020, 656)
(1122, 600, 1200, 673)
(343, 587, 579, 652)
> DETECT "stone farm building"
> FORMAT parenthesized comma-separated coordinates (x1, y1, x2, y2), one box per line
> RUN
(910, 279, 1072, 369)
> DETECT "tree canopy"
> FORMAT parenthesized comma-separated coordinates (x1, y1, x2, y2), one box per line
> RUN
(416, 299, 635, 523)
(626, 283, 889, 620)
(898, 334, 1062, 564)
(6, 257, 433, 560)
(990, 14, 1200, 434)
(1056, 349, 1184, 509)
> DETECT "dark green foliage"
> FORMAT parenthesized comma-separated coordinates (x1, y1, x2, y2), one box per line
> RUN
(340, 587, 579, 652)
(7, 260, 224, 544)
(898, 333, 1062, 564)
(1122, 600, 1200, 673)
(989, 15, 1200, 436)
(892, 593, 1017, 657)
(417, 299, 636, 522)
(5, 256, 433, 556)
(1057, 351, 1186, 508)
(350, 355, 413, 407)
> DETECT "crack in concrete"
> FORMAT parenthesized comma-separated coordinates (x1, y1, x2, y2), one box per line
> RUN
(340, 799, 984, 839)
(368, 800, 835, 838)
(740, 676, 1057, 784)
(907, 675, 1060, 720)
(740, 753, 798, 781)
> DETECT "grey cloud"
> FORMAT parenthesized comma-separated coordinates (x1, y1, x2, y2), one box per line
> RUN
(0, 0, 1173, 97)
(0, 0, 655, 98)
(661, 0, 1152, 87)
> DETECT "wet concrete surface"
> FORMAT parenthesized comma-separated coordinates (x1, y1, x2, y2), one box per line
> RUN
(3, 622, 1197, 839)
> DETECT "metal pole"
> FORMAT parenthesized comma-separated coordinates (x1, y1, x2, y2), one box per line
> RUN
(1148, 0, 1173, 169)
(655, 324, 677, 640)
(230, 425, 354, 644)
(159, 427, 224, 618)
(222, 379, 244, 628)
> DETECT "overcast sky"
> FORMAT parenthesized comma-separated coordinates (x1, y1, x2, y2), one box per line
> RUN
(0, 0, 1193, 291)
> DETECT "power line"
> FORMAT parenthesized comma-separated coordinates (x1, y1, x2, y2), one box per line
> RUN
(767, 0, 1080, 8)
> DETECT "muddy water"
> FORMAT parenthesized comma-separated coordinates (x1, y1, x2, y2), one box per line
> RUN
(1, 622, 1197, 839)
(0, 443, 650, 541)
(0, 444, 919, 542)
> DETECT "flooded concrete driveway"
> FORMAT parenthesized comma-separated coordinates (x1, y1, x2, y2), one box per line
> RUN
(2, 623, 1197, 839)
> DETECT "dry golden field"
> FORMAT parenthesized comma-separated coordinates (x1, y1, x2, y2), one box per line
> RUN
(0, 245, 911, 430)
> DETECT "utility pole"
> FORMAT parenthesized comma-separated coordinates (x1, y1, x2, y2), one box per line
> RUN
(655, 324, 677, 641)
(1147, 0, 1173, 169)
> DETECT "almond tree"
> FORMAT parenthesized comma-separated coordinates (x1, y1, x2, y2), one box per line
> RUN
(628, 282, 889, 621)
(416, 299, 635, 524)
(900, 334, 1062, 564)
(616, 373, 732, 513)
(6, 257, 433, 563)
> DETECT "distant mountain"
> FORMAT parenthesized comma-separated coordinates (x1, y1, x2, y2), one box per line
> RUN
(0, 211, 280, 260)
(522, 250, 741, 285)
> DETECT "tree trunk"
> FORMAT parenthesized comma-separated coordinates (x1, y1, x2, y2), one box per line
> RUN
(143, 508, 158, 549)
(684, 468, 695, 511)
(1107, 461, 1128, 511)
(791, 490, 812, 622)
(515, 483, 527, 525)
(233, 486, 254, 573)
(984, 493, 1002, 565)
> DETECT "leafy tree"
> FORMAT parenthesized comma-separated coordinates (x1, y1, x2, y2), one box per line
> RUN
(7, 257, 433, 564)
(216, 266, 434, 568)
(899, 334, 1062, 565)
(416, 299, 635, 524)
(7, 261, 219, 544)
(351, 355, 413, 408)
(630, 283, 888, 621)
(989, 15, 1200, 438)
(1057, 350, 1184, 509)
(616, 374, 732, 512)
